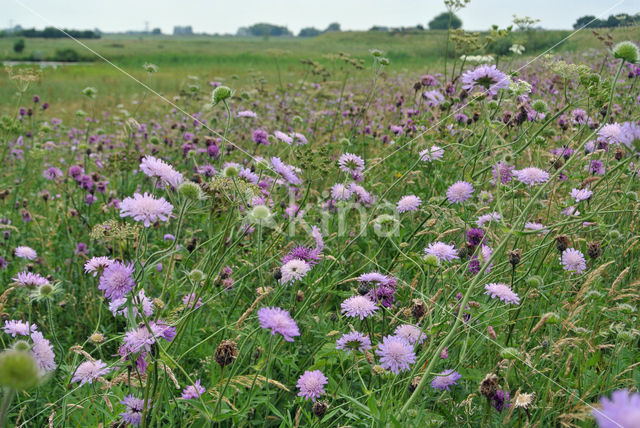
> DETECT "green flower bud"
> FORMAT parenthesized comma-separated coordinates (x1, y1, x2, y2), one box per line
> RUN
(370, 49, 383, 57)
(488, 100, 499, 110)
(222, 165, 239, 178)
(82, 87, 97, 98)
(613, 41, 639, 64)
(617, 330, 635, 342)
(0, 350, 40, 390)
(531, 99, 548, 114)
(143, 63, 159, 73)
(178, 181, 204, 201)
(212, 86, 232, 106)
(12, 340, 32, 352)
(424, 254, 440, 267)
(534, 135, 546, 146)
(251, 205, 271, 220)
(379, 57, 390, 66)
(525, 275, 543, 288)
(544, 312, 561, 324)
(607, 229, 622, 240)
(188, 269, 205, 283)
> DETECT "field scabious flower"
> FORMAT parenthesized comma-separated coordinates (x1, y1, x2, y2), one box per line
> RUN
(297, 370, 328, 401)
(120, 192, 174, 227)
(271, 157, 302, 185)
(84, 256, 113, 277)
(477, 212, 501, 227)
(492, 162, 514, 184)
(30, 331, 56, 373)
(120, 395, 144, 427)
(376, 335, 416, 374)
(338, 153, 365, 174)
(484, 283, 520, 305)
(139, 155, 184, 188)
(331, 183, 353, 200)
(72, 360, 110, 385)
(397, 195, 422, 213)
(181, 379, 206, 399)
(419, 145, 444, 162)
(571, 188, 593, 202)
(280, 258, 311, 284)
(394, 324, 426, 345)
(446, 181, 474, 203)
(431, 369, 462, 391)
(424, 242, 459, 263)
(257, 307, 300, 342)
(15, 246, 37, 260)
(98, 261, 135, 301)
(3, 320, 37, 337)
(336, 331, 371, 354)
(341, 295, 378, 319)
(514, 167, 550, 186)
(12, 271, 49, 287)
(122, 321, 176, 354)
(462, 65, 510, 96)
(592, 389, 640, 428)
(561, 248, 587, 274)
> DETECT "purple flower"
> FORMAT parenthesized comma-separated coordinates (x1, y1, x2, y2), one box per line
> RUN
(431, 369, 461, 391)
(296, 370, 328, 401)
(182, 293, 203, 309)
(98, 261, 135, 301)
(394, 324, 427, 345)
(484, 283, 520, 305)
(570, 188, 593, 202)
(139, 155, 184, 189)
(593, 389, 640, 428)
(120, 395, 144, 427)
(338, 153, 365, 174)
(257, 307, 300, 342)
(376, 335, 416, 374)
(84, 256, 113, 277)
(12, 271, 49, 287)
(121, 321, 176, 354)
(271, 157, 302, 185)
(274, 130, 293, 144)
(341, 295, 378, 319)
(466, 228, 485, 247)
(492, 390, 510, 412)
(424, 241, 459, 263)
(397, 195, 422, 213)
(462, 64, 510, 96)
(252, 129, 270, 145)
(280, 258, 312, 284)
(561, 248, 587, 274)
(31, 331, 56, 373)
(446, 181, 474, 204)
(3, 320, 38, 337)
(15, 246, 37, 260)
(419, 145, 444, 162)
(492, 162, 514, 184)
(181, 379, 206, 399)
(43, 167, 63, 180)
(119, 192, 173, 227)
(336, 331, 372, 354)
(72, 360, 111, 385)
(514, 167, 549, 186)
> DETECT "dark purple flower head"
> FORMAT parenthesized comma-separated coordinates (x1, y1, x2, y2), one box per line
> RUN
(282, 246, 320, 266)
(492, 390, 510, 412)
(492, 162, 514, 184)
(252, 129, 270, 145)
(466, 228, 485, 247)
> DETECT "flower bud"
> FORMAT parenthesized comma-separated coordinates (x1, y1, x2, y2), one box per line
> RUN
(178, 181, 204, 201)
(212, 85, 232, 105)
(0, 350, 40, 390)
(613, 41, 639, 64)
(214, 339, 239, 367)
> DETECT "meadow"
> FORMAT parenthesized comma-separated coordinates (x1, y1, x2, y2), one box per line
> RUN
(1, 21, 640, 428)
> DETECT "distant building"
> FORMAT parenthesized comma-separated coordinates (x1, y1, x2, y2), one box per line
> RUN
(173, 26, 193, 35)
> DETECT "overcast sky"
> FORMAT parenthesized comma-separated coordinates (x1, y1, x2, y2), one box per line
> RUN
(4, 0, 637, 34)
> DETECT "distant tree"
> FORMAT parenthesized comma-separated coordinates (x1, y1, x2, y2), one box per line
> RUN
(298, 27, 321, 37)
(416, 24, 424, 30)
(369, 26, 389, 32)
(246, 23, 292, 37)
(606, 15, 620, 28)
(151, 28, 162, 35)
(325, 22, 341, 32)
(53, 48, 80, 62)
(13, 38, 25, 53)
(428, 12, 462, 30)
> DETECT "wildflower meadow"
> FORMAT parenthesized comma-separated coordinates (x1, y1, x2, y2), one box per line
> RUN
(1, 4, 640, 427)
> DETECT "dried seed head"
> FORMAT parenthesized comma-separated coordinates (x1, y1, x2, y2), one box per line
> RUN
(479, 373, 499, 399)
(411, 300, 427, 320)
(312, 401, 329, 419)
(215, 340, 239, 367)
(587, 241, 602, 259)
(508, 249, 521, 267)
(555, 235, 570, 253)
(296, 290, 304, 302)
(89, 333, 104, 344)
(408, 376, 422, 393)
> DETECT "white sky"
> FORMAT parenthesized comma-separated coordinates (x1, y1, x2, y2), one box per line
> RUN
(4, 0, 638, 34)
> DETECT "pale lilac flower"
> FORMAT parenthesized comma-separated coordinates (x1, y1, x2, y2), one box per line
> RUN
(349, 183, 375, 205)
(274, 130, 293, 144)
(376, 335, 416, 374)
(484, 283, 520, 305)
(257, 307, 300, 342)
(120, 192, 173, 227)
(394, 324, 427, 345)
(592, 389, 640, 428)
(419, 145, 444, 162)
(446, 181, 474, 203)
(492, 162, 514, 184)
(514, 167, 549, 186)
(397, 195, 422, 213)
(122, 321, 176, 354)
(336, 331, 371, 354)
(31, 331, 56, 373)
(524, 222, 548, 234)
(462, 64, 510, 96)
(280, 259, 311, 284)
(15, 246, 37, 260)
(3, 320, 37, 337)
(84, 256, 113, 277)
(331, 183, 353, 200)
(181, 379, 206, 399)
(476, 212, 501, 227)
(120, 395, 144, 427)
(571, 188, 593, 202)
(12, 271, 49, 287)
(182, 293, 203, 309)
(98, 261, 135, 301)
(338, 153, 365, 173)
(238, 110, 257, 118)
(424, 242, 459, 262)
(431, 369, 462, 391)
(597, 123, 623, 145)
(341, 295, 378, 319)
(109, 289, 154, 318)
(293, 132, 308, 145)
(296, 370, 328, 401)
(561, 248, 587, 274)
(271, 157, 302, 185)
(72, 360, 111, 385)
(139, 155, 184, 188)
